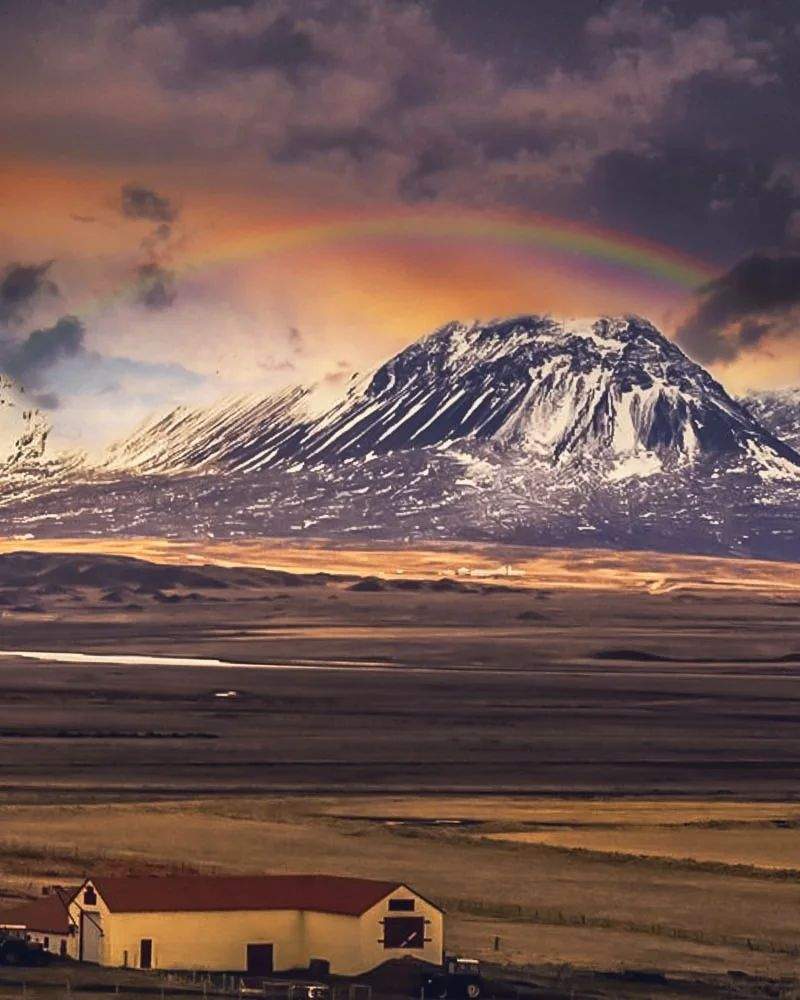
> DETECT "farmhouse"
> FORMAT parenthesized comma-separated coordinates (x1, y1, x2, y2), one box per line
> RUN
(60, 875, 443, 976)
(0, 889, 74, 958)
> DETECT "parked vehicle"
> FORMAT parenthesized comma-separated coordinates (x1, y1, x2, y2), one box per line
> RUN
(422, 956, 483, 999)
(290, 986, 329, 1000)
(0, 934, 49, 967)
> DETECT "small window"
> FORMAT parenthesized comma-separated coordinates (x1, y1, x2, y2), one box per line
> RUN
(43, 937, 49, 950)
(388, 898, 415, 911)
(383, 916, 425, 949)
(83, 887, 97, 906)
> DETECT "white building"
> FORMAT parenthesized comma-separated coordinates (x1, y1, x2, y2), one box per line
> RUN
(3, 875, 444, 977)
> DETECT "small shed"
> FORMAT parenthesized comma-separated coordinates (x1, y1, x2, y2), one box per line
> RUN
(0, 889, 75, 957)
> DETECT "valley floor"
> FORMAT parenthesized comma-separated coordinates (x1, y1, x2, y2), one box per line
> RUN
(0, 542, 799, 995)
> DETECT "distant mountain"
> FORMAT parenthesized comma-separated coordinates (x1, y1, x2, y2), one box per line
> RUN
(2, 315, 800, 560)
(0, 375, 49, 466)
(102, 316, 800, 481)
(742, 388, 800, 453)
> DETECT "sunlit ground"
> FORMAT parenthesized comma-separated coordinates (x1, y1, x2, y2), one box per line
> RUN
(2, 536, 800, 595)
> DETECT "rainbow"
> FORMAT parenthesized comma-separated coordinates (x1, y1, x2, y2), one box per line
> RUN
(73, 207, 718, 324)
(185, 207, 717, 292)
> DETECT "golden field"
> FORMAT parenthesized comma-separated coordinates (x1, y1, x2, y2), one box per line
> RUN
(1, 795, 800, 982)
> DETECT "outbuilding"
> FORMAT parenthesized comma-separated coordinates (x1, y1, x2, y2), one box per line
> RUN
(0, 889, 75, 958)
(66, 875, 443, 976)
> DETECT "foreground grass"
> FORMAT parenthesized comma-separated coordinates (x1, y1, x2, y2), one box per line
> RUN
(0, 795, 799, 980)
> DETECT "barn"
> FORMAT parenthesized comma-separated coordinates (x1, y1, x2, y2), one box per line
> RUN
(65, 875, 443, 976)
(0, 888, 74, 958)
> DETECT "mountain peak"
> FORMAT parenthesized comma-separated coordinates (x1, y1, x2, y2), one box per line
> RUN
(101, 314, 800, 481)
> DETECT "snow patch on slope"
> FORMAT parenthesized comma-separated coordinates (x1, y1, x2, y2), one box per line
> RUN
(0, 376, 49, 466)
(99, 315, 800, 483)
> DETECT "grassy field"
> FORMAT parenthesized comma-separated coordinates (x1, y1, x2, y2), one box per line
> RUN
(0, 547, 799, 995)
(1, 794, 800, 984)
(485, 826, 800, 870)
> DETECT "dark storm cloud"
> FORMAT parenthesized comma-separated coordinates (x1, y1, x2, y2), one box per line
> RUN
(121, 184, 180, 310)
(465, 119, 564, 163)
(165, 11, 329, 86)
(6, 0, 796, 257)
(0, 315, 85, 389)
(677, 255, 800, 363)
(135, 262, 177, 311)
(398, 144, 457, 202)
(7, 0, 800, 359)
(584, 147, 800, 256)
(428, 0, 606, 81)
(120, 184, 177, 224)
(0, 262, 58, 325)
(274, 126, 380, 164)
(663, 73, 798, 163)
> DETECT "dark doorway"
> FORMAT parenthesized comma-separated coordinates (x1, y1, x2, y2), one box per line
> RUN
(246, 943, 274, 974)
(140, 939, 153, 970)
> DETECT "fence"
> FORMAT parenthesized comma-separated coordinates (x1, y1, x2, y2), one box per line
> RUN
(152, 971, 371, 1000)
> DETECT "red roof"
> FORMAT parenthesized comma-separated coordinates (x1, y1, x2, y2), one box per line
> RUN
(0, 891, 74, 934)
(88, 875, 405, 917)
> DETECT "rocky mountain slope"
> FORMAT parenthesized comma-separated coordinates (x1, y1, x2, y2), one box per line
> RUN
(0, 375, 49, 466)
(1, 315, 800, 560)
(102, 316, 800, 481)
(102, 385, 317, 475)
(743, 388, 800, 453)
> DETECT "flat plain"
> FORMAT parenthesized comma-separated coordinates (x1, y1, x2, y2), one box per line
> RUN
(0, 542, 799, 996)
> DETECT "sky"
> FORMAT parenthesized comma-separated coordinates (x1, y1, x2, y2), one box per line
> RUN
(1, 0, 800, 452)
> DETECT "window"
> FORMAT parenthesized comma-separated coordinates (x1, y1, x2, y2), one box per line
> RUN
(383, 916, 425, 949)
(83, 887, 97, 906)
(388, 898, 415, 911)
(43, 937, 49, 950)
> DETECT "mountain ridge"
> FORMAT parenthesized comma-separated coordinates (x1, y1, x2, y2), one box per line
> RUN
(2, 314, 800, 562)
(0, 375, 50, 467)
(742, 388, 800, 454)
(99, 314, 800, 481)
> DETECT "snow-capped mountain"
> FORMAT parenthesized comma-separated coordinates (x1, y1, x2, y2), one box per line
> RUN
(102, 315, 800, 480)
(742, 388, 800, 453)
(0, 375, 49, 466)
(102, 385, 317, 474)
(3, 315, 800, 561)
